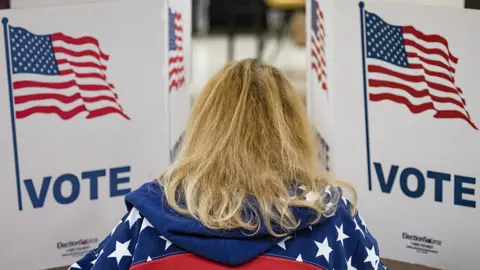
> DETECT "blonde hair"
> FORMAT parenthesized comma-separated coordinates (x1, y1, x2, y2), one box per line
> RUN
(162, 59, 356, 236)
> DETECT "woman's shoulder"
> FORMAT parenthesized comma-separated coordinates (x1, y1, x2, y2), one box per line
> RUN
(303, 196, 382, 269)
(125, 179, 164, 207)
(314, 196, 370, 240)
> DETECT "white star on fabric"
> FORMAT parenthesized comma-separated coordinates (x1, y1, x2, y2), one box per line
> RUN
(364, 246, 380, 270)
(358, 213, 368, 233)
(336, 224, 350, 246)
(160, 236, 172, 250)
(354, 218, 365, 237)
(346, 256, 358, 270)
(308, 226, 313, 230)
(277, 236, 292, 250)
(111, 220, 122, 236)
(69, 263, 81, 269)
(342, 196, 349, 206)
(314, 237, 332, 262)
(296, 254, 303, 262)
(140, 218, 153, 233)
(125, 208, 142, 229)
(147, 256, 152, 262)
(91, 249, 104, 265)
(108, 240, 132, 265)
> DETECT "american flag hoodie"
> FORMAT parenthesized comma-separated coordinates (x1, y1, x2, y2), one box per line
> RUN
(70, 181, 387, 270)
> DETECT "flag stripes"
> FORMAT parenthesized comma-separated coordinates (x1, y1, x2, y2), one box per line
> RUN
(168, 8, 185, 92)
(9, 25, 129, 120)
(311, 0, 327, 91)
(365, 11, 476, 129)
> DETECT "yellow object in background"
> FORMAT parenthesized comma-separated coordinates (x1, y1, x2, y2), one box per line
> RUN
(290, 11, 306, 46)
(264, 0, 305, 9)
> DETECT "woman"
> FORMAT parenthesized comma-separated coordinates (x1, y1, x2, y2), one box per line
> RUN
(71, 59, 386, 270)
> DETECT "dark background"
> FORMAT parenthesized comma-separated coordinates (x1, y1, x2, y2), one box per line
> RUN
(194, 0, 268, 34)
(465, 0, 480, 9)
(199, 0, 480, 35)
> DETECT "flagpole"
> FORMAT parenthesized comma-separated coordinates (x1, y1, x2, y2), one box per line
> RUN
(359, 2, 372, 191)
(3, 18, 23, 210)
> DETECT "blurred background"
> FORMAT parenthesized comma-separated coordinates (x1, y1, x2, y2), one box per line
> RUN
(188, 0, 479, 100)
(190, 0, 307, 100)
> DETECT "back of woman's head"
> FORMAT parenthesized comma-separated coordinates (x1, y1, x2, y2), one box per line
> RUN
(162, 59, 347, 236)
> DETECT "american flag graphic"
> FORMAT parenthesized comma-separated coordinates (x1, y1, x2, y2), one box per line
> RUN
(311, 0, 327, 91)
(364, 11, 477, 130)
(168, 8, 185, 92)
(8, 25, 129, 120)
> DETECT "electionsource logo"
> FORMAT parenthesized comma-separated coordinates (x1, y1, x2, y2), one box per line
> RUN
(402, 232, 442, 255)
(57, 238, 98, 258)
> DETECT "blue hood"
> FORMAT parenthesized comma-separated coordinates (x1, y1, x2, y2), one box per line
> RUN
(124, 181, 320, 266)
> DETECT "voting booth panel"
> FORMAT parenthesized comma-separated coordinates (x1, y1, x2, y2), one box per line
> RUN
(307, 0, 335, 172)
(0, 0, 191, 269)
(307, 0, 480, 269)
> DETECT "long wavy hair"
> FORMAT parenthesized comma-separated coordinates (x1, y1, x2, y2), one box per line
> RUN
(162, 59, 355, 236)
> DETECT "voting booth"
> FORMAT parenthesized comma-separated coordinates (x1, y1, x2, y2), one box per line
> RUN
(307, 0, 479, 269)
(0, 0, 191, 269)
